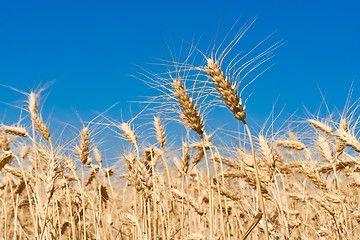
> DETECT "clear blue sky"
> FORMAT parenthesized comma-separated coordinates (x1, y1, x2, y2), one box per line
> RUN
(0, 0, 359, 131)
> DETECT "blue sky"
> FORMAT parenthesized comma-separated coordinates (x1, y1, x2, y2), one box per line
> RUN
(0, 0, 359, 134)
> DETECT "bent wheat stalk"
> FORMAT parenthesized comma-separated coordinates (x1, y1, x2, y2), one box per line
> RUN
(202, 55, 270, 239)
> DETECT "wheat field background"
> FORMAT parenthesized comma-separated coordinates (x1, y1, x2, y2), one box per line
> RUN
(1, 1, 360, 240)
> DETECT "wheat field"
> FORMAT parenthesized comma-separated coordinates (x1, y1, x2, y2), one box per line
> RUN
(1, 22, 359, 240)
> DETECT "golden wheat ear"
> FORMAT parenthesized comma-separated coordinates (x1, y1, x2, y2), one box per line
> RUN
(28, 92, 51, 141)
(171, 77, 204, 138)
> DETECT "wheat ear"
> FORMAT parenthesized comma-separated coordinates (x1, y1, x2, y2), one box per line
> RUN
(153, 117, 172, 184)
(28, 92, 51, 141)
(79, 127, 90, 165)
(0, 128, 10, 151)
(154, 117, 166, 148)
(120, 123, 138, 147)
(4, 126, 28, 137)
(335, 118, 348, 157)
(203, 57, 269, 239)
(205, 58, 246, 121)
(0, 151, 15, 171)
(171, 78, 204, 137)
(308, 119, 333, 135)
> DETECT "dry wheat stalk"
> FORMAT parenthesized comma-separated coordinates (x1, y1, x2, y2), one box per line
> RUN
(20, 146, 31, 159)
(144, 147, 161, 167)
(190, 134, 212, 149)
(28, 92, 51, 141)
(211, 184, 241, 201)
(180, 142, 190, 176)
(174, 142, 190, 177)
(323, 193, 341, 204)
(335, 128, 360, 153)
(335, 119, 349, 157)
(59, 156, 77, 171)
(210, 156, 242, 170)
(0, 151, 15, 171)
(317, 135, 334, 164)
(258, 135, 275, 168)
(4, 126, 28, 137)
(85, 165, 100, 186)
(124, 153, 136, 173)
(14, 179, 26, 195)
(79, 127, 90, 165)
(317, 157, 358, 174)
(120, 123, 138, 146)
(302, 165, 328, 191)
(99, 184, 109, 202)
(308, 119, 333, 135)
(204, 58, 246, 122)
(154, 117, 166, 148)
(93, 147, 103, 164)
(276, 161, 303, 174)
(0, 128, 10, 151)
(190, 148, 204, 170)
(3, 165, 23, 179)
(273, 147, 284, 163)
(171, 78, 204, 137)
(44, 158, 61, 200)
(276, 139, 306, 151)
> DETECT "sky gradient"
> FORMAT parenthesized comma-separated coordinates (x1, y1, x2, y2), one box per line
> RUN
(0, 0, 359, 132)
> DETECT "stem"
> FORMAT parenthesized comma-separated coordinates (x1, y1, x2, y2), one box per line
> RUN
(242, 120, 270, 240)
(201, 136, 214, 239)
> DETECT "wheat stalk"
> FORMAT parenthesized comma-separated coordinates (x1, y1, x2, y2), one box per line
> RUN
(171, 78, 204, 137)
(335, 128, 360, 153)
(276, 139, 306, 150)
(335, 118, 348, 157)
(0, 151, 15, 171)
(154, 117, 166, 148)
(28, 92, 51, 141)
(4, 126, 28, 138)
(317, 135, 334, 164)
(93, 147, 103, 164)
(205, 58, 246, 121)
(0, 128, 10, 151)
(79, 127, 90, 165)
(120, 123, 138, 147)
(308, 119, 333, 135)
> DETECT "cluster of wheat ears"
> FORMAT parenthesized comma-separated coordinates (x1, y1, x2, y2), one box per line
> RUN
(1, 21, 360, 240)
